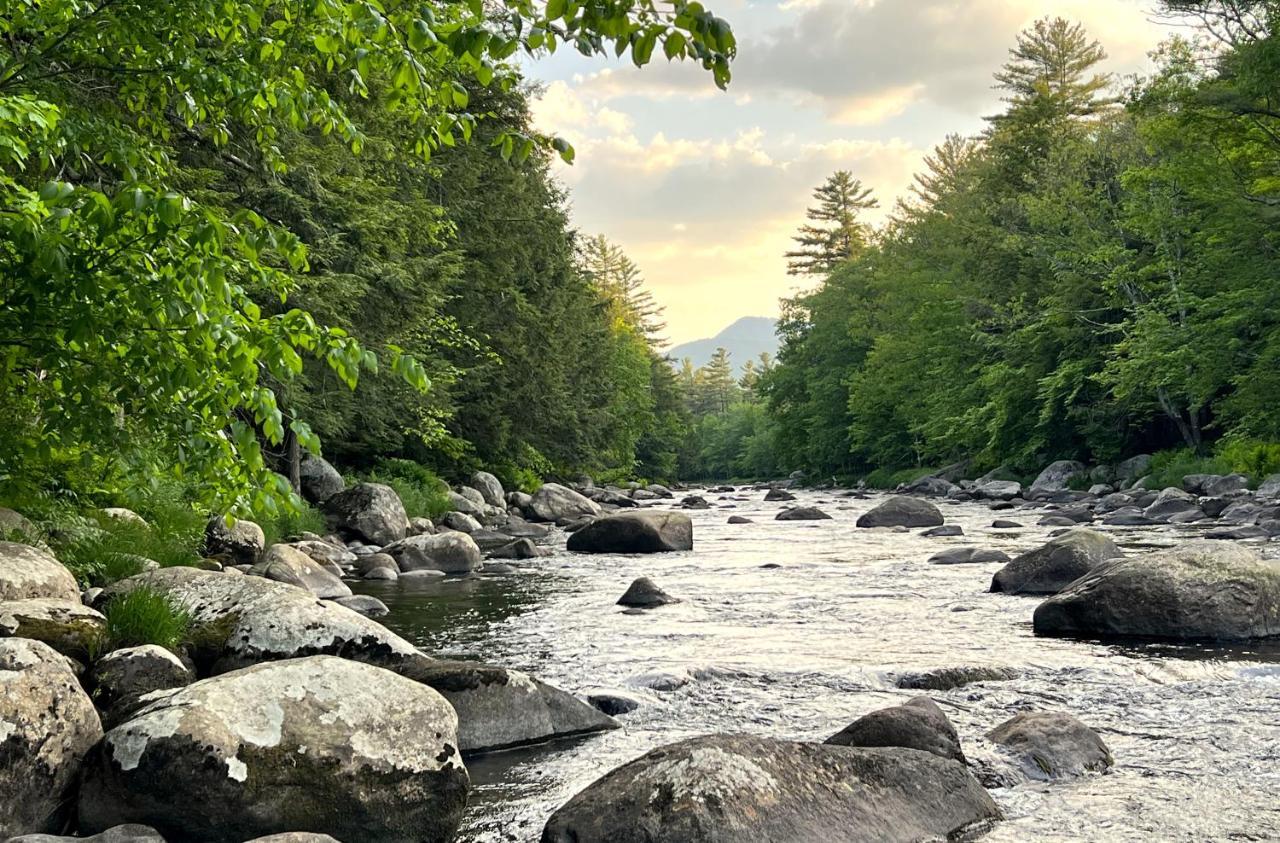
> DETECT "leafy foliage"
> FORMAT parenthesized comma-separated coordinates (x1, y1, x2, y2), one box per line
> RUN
(98, 585, 192, 656)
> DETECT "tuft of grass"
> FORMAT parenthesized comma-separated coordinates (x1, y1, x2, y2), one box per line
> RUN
(358, 458, 452, 519)
(55, 513, 203, 587)
(98, 585, 192, 656)
(258, 501, 328, 548)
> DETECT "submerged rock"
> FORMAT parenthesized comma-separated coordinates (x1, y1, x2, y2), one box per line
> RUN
(78, 656, 469, 843)
(856, 497, 944, 529)
(540, 734, 1000, 843)
(567, 511, 693, 554)
(1033, 541, 1280, 641)
(895, 666, 1019, 691)
(616, 576, 680, 608)
(764, 488, 795, 501)
(0, 542, 80, 602)
(990, 529, 1122, 595)
(0, 638, 104, 838)
(922, 524, 963, 537)
(928, 547, 1011, 565)
(586, 689, 645, 716)
(728, 515, 753, 524)
(986, 711, 1112, 781)
(825, 695, 966, 763)
(775, 506, 832, 521)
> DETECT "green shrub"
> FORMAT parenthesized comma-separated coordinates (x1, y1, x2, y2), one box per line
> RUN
(1146, 447, 1229, 490)
(98, 585, 191, 655)
(863, 466, 936, 490)
(360, 458, 451, 519)
(1215, 437, 1280, 483)
(258, 502, 328, 548)
(54, 510, 203, 587)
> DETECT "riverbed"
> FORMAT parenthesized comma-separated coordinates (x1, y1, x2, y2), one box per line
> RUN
(356, 491, 1280, 842)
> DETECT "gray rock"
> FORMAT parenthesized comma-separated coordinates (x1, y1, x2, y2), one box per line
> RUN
(528, 483, 601, 523)
(986, 711, 1112, 781)
(1102, 510, 1155, 526)
(1257, 474, 1280, 499)
(299, 455, 344, 504)
(241, 835, 342, 843)
(384, 532, 481, 575)
(470, 471, 506, 507)
(99, 568, 429, 675)
(0, 598, 106, 657)
(763, 488, 795, 501)
(446, 490, 484, 517)
(408, 516, 435, 536)
(616, 577, 679, 608)
(928, 547, 1011, 565)
(203, 517, 265, 566)
(0, 639, 103, 838)
(102, 507, 147, 527)
(727, 516, 754, 524)
(1202, 474, 1249, 497)
(973, 480, 1022, 500)
(586, 689, 644, 716)
(991, 519, 1021, 529)
(680, 495, 710, 510)
(6, 824, 166, 843)
(1144, 486, 1200, 521)
(991, 529, 1122, 595)
(356, 552, 398, 578)
(250, 544, 351, 599)
(901, 476, 959, 497)
(1029, 460, 1086, 495)
(401, 659, 618, 754)
(1087, 484, 1113, 496)
(457, 487, 488, 509)
(331, 595, 390, 618)
(440, 511, 482, 533)
(539, 734, 1001, 843)
(1115, 454, 1153, 484)
(487, 538, 541, 560)
(0, 542, 80, 602)
(895, 666, 1018, 691)
(78, 656, 468, 843)
(567, 511, 693, 554)
(0, 507, 36, 538)
(1038, 515, 1077, 527)
(289, 539, 356, 571)
(921, 525, 963, 537)
(856, 497, 944, 529)
(1034, 541, 1280, 641)
(775, 506, 832, 521)
(89, 644, 194, 727)
(826, 695, 965, 763)
(324, 483, 408, 546)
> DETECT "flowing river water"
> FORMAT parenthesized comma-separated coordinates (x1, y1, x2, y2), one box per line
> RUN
(355, 491, 1280, 842)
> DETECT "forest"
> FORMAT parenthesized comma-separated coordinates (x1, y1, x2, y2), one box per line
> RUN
(681, 3, 1280, 488)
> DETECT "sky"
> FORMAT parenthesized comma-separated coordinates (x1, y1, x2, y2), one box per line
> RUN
(525, 0, 1179, 347)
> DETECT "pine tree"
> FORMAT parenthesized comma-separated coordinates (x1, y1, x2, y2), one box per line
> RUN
(785, 171, 879, 276)
(578, 234, 667, 343)
(701, 347, 739, 414)
(991, 17, 1114, 121)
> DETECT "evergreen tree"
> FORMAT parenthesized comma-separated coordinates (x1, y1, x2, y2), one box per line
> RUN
(701, 347, 739, 414)
(578, 234, 667, 343)
(785, 171, 879, 276)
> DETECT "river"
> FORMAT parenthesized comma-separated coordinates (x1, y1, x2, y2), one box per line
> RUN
(355, 490, 1280, 842)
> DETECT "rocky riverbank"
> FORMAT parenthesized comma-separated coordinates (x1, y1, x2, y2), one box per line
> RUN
(3, 456, 1280, 841)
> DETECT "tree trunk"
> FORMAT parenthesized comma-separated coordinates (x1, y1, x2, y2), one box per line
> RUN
(286, 425, 301, 495)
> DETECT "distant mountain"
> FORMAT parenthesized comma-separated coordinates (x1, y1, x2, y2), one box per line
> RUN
(666, 316, 778, 370)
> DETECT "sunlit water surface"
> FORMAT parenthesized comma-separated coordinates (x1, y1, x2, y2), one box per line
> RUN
(356, 492, 1280, 842)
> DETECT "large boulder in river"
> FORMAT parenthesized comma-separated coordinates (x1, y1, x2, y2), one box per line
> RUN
(0, 542, 80, 602)
(973, 480, 1022, 500)
(100, 568, 429, 675)
(203, 517, 265, 566)
(776, 506, 832, 521)
(470, 471, 506, 508)
(250, 543, 351, 599)
(540, 734, 1000, 843)
(1033, 541, 1280, 641)
(825, 695, 965, 763)
(856, 497, 944, 529)
(77, 656, 469, 843)
(400, 659, 618, 754)
(324, 482, 408, 545)
(0, 638, 104, 838)
(902, 475, 958, 497)
(986, 711, 1112, 781)
(528, 483, 601, 523)
(1143, 486, 1200, 521)
(567, 511, 693, 554)
(0, 598, 106, 657)
(1029, 460, 1085, 496)
(616, 577, 679, 608)
(990, 529, 1122, 595)
(383, 532, 481, 574)
(6, 825, 167, 843)
(1115, 454, 1152, 485)
(298, 455, 344, 504)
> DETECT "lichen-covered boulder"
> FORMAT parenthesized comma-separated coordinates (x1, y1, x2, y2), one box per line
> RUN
(250, 544, 351, 600)
(99, 568, 428, 675)
(0, 542, 79, 602)
(324, 483, 408, 546)
(402, 659, 618, 754)
(856, 497, 944, 529)
(972, 480, 1022, 501)
(540, 734, 1000, 843)
(1033, 541, 1280, 641)
(528, 483, 601, 523)
(383, 532, 481, 575)
(825, 695, 966, 763)
(990, 529, 1122, 595)
(1028, 460, 1086, 495)
(6, 824, 167, 842)
(78, 656, 469, 843)
(88, 644, 194, 727)
(203, 517, 265, 567)
(567, 511, 693, 554)
(470, 472, 506, 507)
(0, 598, 106, 657)
(298, 455, 344, 505)
(0, 638, 104, 838)
(985, 711, 1112, 781)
